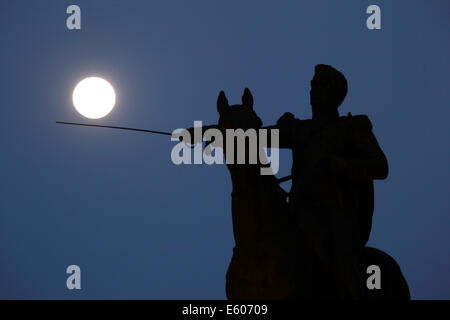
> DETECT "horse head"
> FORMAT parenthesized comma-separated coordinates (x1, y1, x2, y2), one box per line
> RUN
(214, 89, 273, 186)
(216, 88, 261, 132)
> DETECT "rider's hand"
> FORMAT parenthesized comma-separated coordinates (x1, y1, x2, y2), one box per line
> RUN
(186, 127, 196, 140)
(277, 112, 295, 128)
(177, 127, 197, 144)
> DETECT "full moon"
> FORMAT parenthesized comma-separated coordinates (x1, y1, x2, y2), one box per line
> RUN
(72, 77, 116, 119)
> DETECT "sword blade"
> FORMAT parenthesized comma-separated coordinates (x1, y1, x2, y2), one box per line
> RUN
(56, 121, 172, 136)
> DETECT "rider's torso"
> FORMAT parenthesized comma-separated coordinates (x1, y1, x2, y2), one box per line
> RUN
(290, 118, 349, 207)
(288, 116, 374, 246)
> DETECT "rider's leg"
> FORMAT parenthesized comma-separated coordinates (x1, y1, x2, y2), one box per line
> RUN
(331, 215, 366, 299)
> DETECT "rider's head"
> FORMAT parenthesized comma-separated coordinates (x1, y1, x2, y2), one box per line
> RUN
(310, 64, 347, 113)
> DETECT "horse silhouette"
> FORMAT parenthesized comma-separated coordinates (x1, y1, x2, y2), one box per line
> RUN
(213, 88, 410, 299)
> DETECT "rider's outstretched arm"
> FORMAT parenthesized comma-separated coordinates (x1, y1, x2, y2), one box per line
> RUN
(263, 112, 306, 149)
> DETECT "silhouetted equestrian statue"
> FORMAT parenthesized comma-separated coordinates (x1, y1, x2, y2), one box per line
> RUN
(212, 65, 409, 300)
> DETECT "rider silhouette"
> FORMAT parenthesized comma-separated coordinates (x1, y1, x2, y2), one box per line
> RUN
(276, 64, 389, 299)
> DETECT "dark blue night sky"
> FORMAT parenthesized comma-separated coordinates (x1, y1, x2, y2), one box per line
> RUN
(1, 1, 449, 299)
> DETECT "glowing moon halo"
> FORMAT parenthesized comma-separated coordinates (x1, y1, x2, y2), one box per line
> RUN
(72, 77, 116, 119)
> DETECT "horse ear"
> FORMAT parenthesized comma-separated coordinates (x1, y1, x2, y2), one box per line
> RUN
(217, 90, 229, 115)
(242, 88, 253, 109)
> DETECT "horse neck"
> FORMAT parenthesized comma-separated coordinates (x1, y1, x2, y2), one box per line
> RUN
(227, 165, 276, 251)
